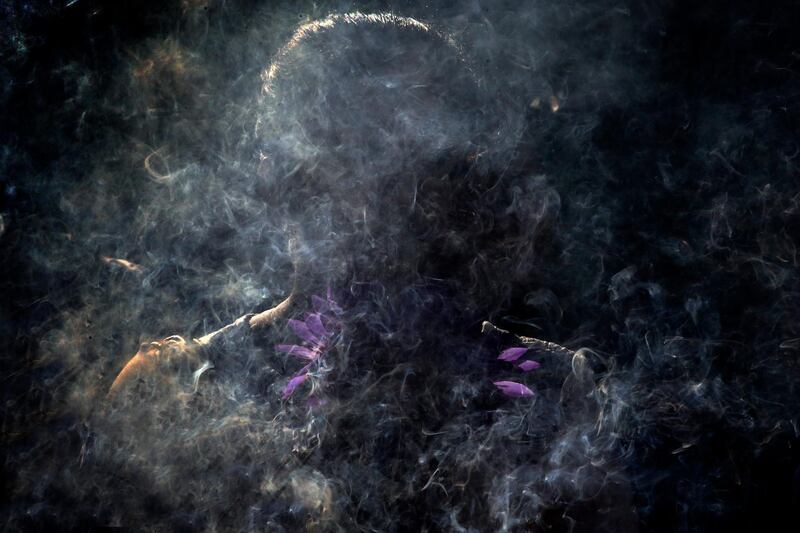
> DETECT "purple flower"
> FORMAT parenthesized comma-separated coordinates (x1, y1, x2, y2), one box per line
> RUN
(498, 347, 528, 362)
(493, 381, 535, 398)
(275, 344, 318, 361)
(305, 313, 329, 340)
(288, 318, 323, 345)
(493, 344, 540, 398)
(517, 360, 541, 372)
(311, 287, 343, 315)
(282, 373, 309, 399)
(278, 293, 341, 399)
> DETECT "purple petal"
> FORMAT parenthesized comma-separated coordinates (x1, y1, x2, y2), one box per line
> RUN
(312, 293, 343, 314)
(305, 313, 329, 340)
(517, 360, 541, 372)
(311, 295, 328, 313)
(289, 318, 321, 344)
(493, 380, 535, 398)
(275, 344, 318, 361)
(498, 347, 528, 362)
(282, 373, 309, 399)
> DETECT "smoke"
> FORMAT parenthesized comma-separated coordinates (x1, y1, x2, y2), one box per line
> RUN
(2, 0, 799, 531)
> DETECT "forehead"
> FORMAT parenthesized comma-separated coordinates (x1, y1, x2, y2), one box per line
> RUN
(263, 13, 461, 93)
(258, 13, 482, 190)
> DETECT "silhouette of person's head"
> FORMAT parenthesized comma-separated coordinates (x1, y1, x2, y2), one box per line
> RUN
(257, 13, 494, 294)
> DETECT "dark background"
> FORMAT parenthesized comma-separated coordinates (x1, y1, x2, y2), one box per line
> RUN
(2, 1, 800, 531)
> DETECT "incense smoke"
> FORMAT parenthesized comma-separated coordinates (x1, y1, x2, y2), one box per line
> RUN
(2, 1, 799, 531)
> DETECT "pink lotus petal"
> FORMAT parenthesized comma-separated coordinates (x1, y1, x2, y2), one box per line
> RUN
(493, 380, 535, 398)
(305, 313, 329, 340)
(289, 318, 321, 345)
(517, 360, 541, 372)
(282, 373, 309, 399)
(498, 347, 528, 362)
(275, 344, 318, 361)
